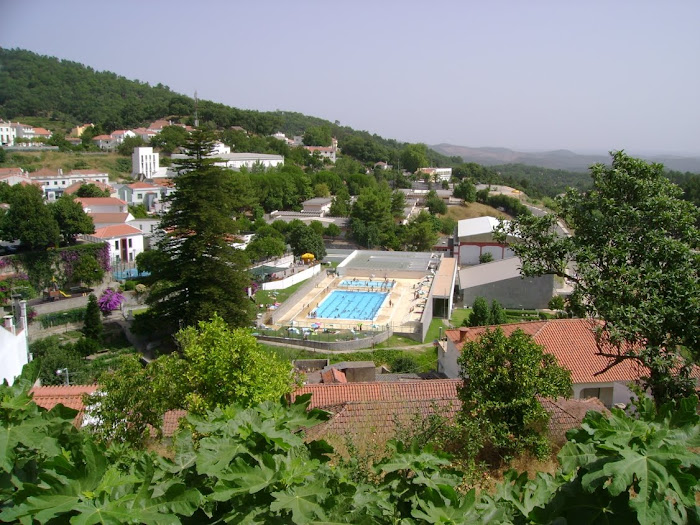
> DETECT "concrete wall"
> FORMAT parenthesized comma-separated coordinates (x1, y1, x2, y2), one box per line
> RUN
(0, 323, 28, 385)
(461, 274, 554, 310)
(262, 263, 321, 291)
(573, 382, 636, 408)
(257, 328, 392, 352)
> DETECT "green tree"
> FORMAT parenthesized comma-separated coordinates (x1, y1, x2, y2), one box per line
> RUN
(82, 294, 103, 342)
(489, 300, 507, 325)
(479, 252, 494, 264)
(329, 186, 351, 217)
(313, 183, 331, 197)
(302, 125, 332, 146)
(497, 152, 700, 405)
(149, 125, 189, 153)
(287, 221, 326, 260)
(174, 314, 293, 413)
(1, 184, 59, 249)
(400, 143, 428, 173)
(84, 354, 172, 447)
(453, 178, 476, 202)
(349, 187, 395, 248)
(424, 190, 447, 215)
(144, 129, 254, 332)
(324, 223, 341, 239)
(70, 254, 104, 286)
(467, 296, 491, 326)
(116, 135, 146, 156)
(390, 190, 406, 218)
(75, 183, 110, 198)
(402, 211, 438, 252)
(458, 327, 572, 460)
(51, 195, 94, 244)
(245, 235, 286, 262)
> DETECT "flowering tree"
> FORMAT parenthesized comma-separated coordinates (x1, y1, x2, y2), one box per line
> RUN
(97, 288, 125, 315)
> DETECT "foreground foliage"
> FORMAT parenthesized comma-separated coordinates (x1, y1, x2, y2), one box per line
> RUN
(1, 365, 698, 524)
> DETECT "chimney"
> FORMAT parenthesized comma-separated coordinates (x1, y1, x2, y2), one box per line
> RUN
(58, 168, 63, 176)
(459, 327, 469, 343)
(4, 315, 14, 335)
(19, 300, 27, 332)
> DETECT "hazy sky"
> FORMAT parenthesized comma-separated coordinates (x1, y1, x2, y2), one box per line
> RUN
(2, 1, 699, 155)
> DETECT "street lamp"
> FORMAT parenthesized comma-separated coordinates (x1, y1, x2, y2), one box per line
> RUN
(56, 368, 70, 386)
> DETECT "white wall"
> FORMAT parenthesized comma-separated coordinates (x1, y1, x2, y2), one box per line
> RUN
(262, 263, 321, 290)
(0, 323, 28, 386)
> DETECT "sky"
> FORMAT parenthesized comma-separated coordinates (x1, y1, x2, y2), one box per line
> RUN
(1, 0, 699, 155)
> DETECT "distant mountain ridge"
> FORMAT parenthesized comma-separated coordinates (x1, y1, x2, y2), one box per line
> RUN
(431, 143, 700, 173)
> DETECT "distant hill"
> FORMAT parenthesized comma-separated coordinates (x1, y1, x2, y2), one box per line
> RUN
(431, 143, 700, 173)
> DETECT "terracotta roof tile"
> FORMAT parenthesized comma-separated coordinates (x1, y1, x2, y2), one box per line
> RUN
(89, 212, 130, 226)
(91, 224, 143, 238)
(292, 379, 462, 409)
(445, 319, 648, 384)
(128, 182, 158, 189)
(76, 197, 127, 206)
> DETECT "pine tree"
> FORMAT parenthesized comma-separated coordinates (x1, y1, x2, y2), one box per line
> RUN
(144, 129, 254, 332)
(82, 294, 103, 342)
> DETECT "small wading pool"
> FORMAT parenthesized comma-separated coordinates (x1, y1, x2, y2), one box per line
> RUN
(312, 290, 388, 320)
(339, 279, 394, 289)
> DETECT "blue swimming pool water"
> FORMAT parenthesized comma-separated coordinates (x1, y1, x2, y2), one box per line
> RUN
(314, 290, 388, 320)
(339, 279, 394, 289)
(113, 268, 150, 280)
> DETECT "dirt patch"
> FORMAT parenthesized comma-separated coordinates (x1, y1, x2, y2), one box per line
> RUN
(443, 203, 512, 222)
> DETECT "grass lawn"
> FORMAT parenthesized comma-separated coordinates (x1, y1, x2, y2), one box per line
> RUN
(260, 343, 438, 373)
(9, 150, 130, 180)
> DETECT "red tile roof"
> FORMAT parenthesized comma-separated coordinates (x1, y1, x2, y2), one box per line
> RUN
(89, 212, 130, 226)
(321, 368, 347, 384)
(76, 197, 127, 206)
(28, 168, 61, 178)
(128, 182, 158, 189)
(91, 224, 143, 238)
(292, 379, 462, 409)
(64, 180, 113, 195)
(30, 385, 185, 437)
(92, 134, 112, 141)
(0, 167, 25, 177)
(31, 385, 97, 410)
(445, 319, 648, 384)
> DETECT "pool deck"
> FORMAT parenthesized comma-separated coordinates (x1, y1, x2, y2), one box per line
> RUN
(273, 274, 433, 331)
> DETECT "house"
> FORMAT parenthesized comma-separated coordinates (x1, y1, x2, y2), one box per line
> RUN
(170, 152, 284, 171)
(439, 318, 652, 407)
(75, 197, 133, 229)
(420, 167, 452, 182)
(118, 181, 162, 210)
(92, 130, 135, 151)
(304, 138, 339, 163)
(27, 168, 110, 200)
(0, 300, 29, 386)
(131, 127, 158, 142)
(291, 379, 606, 450)
(84, 224, 145, 263)
(0, 167, 33, 186)
(454, 216, 517, 265)
(63, 180, 116, 198)
(302, 197, 333, 216)
(30, 384, 186, 436)
(0, 120, 18, 146)
(458, 256, 554, 309)
(132, 146, 168, 178)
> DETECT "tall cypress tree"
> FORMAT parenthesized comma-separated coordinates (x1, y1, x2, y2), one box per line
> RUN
(145, 129, 254, 332)
(82, 294, 103, 342)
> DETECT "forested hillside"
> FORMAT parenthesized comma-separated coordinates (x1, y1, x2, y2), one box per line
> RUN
(2, 47, 698, 204)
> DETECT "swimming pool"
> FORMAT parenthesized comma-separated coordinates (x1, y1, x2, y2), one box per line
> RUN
(313, 290, 388, 320)
(339, 279, 394, 289)
(113, 268, 151, 280)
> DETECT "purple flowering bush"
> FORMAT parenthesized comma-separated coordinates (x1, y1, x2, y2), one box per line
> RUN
(97, 288, 125, 315)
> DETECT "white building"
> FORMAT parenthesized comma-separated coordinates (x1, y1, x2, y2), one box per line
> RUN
(0, 167, 31, 186)
(27, 169, 110, 201)
(132, 147, 167, 178)
(0, 120, 17, 146)
(454, 216, 517, 265)
(84, 224, 145, 263)
(170, 152, 284, 171)
(420, 167, 452, 182)
(304, 138, 339, 163)
(0, 301, 29, 386)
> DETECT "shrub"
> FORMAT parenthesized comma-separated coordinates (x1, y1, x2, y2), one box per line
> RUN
(97, 288, 125, 315)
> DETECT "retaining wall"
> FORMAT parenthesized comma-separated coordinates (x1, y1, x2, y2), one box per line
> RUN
(257, 328, 392, 352)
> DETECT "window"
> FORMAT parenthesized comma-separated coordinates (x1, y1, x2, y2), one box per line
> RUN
(114, 241, 119, 250)
(128, 238, 132, 248)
